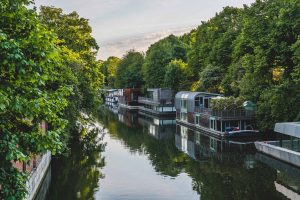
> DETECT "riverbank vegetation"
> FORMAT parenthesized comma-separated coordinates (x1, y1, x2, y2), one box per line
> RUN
(1, 0, 300, 198)
(0, 1, 103, 198)
(102, 0, 300, 132)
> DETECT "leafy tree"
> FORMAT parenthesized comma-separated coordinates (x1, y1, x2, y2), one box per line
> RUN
(115, 50, 144, 88)
(164, 59, 189, 93)
(232, 0, 300, 130)
(0, 1, 72, 198)
(199, 64, 224, 93)
(143, 35, 188, 88)
(188, 7, 242, 91)
(100, 56, 121, 87)
(39, 6, 104, 130)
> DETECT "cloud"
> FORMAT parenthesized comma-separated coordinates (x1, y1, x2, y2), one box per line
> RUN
(98, 25, 195, 60)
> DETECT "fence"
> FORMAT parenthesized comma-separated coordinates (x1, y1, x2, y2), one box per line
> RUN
(195, 107, 255, 119)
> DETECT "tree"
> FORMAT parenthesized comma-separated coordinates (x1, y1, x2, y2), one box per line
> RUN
(199, 64, 224, 93)
(188, 7, 242, 92)
(164, 59, 189, 93)
(100, 56, 121, 87)
(115, 50, 144, 88)
(39, 6, 104, 130)
(232, 0, 300, 130)
(143, 35, 188, 88)
(0, 1, 72, 198)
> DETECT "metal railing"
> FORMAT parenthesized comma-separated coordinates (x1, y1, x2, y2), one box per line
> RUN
(138, 96, 174, 105)
(194, 107, 255, 119)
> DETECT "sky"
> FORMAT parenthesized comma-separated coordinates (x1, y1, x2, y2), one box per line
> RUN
(34, 0, 255, 60)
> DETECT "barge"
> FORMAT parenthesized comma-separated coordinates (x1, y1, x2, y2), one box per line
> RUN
(138, 88, 176, 116)
(175, 91, 259, 139)
(118, 88, 141, 110)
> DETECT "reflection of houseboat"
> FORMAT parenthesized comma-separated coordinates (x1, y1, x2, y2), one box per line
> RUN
(175, 91, 258, 139)
(138, 112, 176, 140)
(138, 88, 175, 116)
(118, 88, 141, 110)
(255, 122, 300, 167)
(175, 125, 255, 161)
(255, 153, 300, 198)
(118, 106, 139, 128)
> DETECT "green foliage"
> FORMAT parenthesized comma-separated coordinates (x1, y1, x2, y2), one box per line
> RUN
(0, 2, 103, 198)
(100, 56, 121, 87)
(39, 6, 104, 131)
(188, 7, 242, 88)
(115, 51, 144, 88)
(0, 1, 72, 198)
(143, 35, 188, 88)
(199, 64, 224, 93)
(211, 97, 245, 111)
(164, 59, 189, 93)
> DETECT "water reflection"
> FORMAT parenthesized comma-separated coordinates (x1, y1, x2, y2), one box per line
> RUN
(256, 153, 300, 199)
(175, 125, 255, 161)
(98, 108, 290, 199)
(45, 119, 106, 200)
(43, 107, 299, 200)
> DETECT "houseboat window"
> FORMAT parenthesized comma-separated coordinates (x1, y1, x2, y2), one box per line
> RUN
(195, 96, 204, 108)
(204, 98, 210, 108)
(181, 99, 187, 109)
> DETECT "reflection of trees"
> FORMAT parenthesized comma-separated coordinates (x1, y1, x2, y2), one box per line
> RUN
(46, 121, 106, 200)
(185, 156, 287, 200)
(99, 109, 188, 177)
(99, 109, 287, 200)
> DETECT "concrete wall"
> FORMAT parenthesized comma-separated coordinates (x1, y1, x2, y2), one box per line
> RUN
(255, 142, 300, 167)
(26, 151, 51, 200)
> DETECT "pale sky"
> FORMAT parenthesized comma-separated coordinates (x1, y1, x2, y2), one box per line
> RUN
(34, 0, 255, 60)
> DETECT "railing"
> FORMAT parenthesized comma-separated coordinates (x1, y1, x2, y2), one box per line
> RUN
(138, 96, 174, 105)
(195, 107, 255, 119)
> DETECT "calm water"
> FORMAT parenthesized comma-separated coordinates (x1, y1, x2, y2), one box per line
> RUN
(40, 107, 300, 200)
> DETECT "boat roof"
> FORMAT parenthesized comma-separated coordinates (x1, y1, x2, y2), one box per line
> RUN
(274, 122, 300, 138)
(175, 91, 222, 100)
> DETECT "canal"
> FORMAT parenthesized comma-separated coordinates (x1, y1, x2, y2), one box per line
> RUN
(39, 107, 300, 200)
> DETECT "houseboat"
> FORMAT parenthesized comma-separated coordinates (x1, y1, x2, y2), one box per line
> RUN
(104, 89, 123, 107)
(118, 88, 140, 110)
(138, 88, 176, 116)
(255, 122, 300, 167)
(175, 91, 259, 139)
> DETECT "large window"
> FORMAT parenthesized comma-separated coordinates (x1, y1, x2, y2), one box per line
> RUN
(204, 98, 210, 108)
(180, 99, 187, 109)
(195, 96, 204, 108)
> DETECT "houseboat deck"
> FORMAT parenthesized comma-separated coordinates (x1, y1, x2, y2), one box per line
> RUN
(139, 106, 176, 117)
(119, 103, 140, 110)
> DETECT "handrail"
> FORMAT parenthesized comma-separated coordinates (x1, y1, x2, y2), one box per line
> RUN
(138, 96, 174, 105)
(194, 107, 255, 119)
